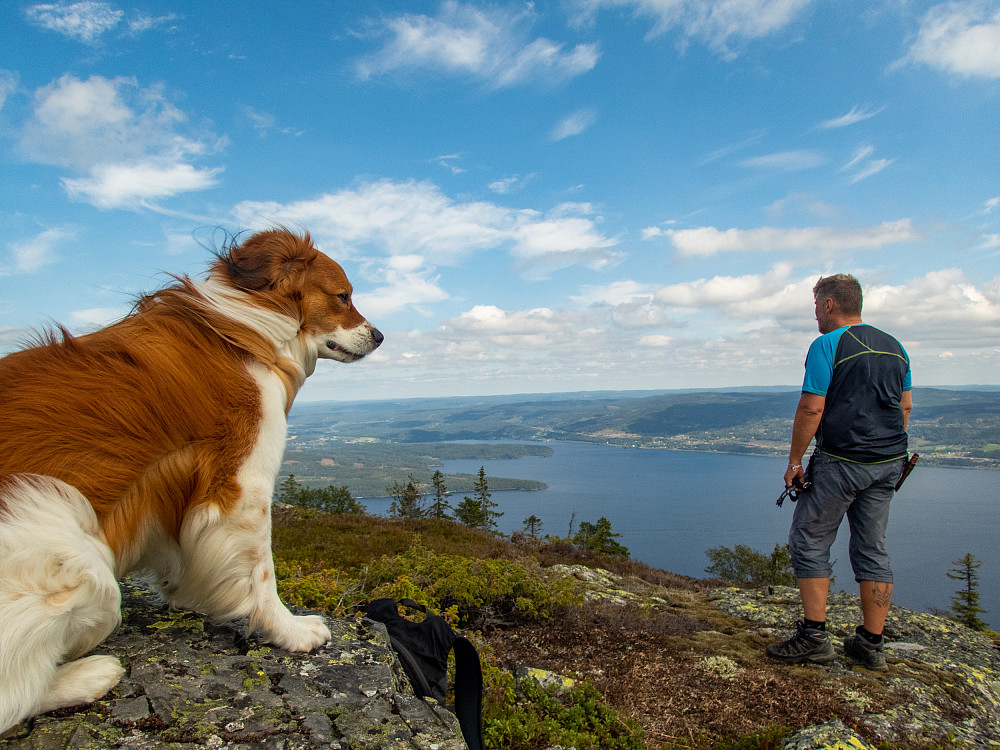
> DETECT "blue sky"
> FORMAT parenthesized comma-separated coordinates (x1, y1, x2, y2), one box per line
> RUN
(1, 1, 998, 402)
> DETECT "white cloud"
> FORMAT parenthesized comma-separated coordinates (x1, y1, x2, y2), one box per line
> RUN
(848, 157, 894, 184)
(353, 254, 450, 318)
(654, 264, 797, 314)
(665, 219, 920, 257)
(842, 145, 875, 171)
(639, 334, 674, 347)
(356, 1, 599, 87)
(489, 175, 521, 194)
(69, 306, 126, 329)
(18, 75, 223, 209)
(865, 269, 1000, 344)
(572, 280, 656, 306)
(25, 1, 123, 42)
(233, 179, 621, 273)
(840, 145, 894, 183)
(550, 109, 597, 140)
(23, 2, 174, 42)
(816, 105, 884, 130)
(296, 268, 1000, 399)
(739, 150, 827, 171)
(3, 227, 73, 275)
(436, 153, 466, 174)
(62, 162, 222, 209)
(568, 0, 812, 59)
(903, 1, 1000, 78)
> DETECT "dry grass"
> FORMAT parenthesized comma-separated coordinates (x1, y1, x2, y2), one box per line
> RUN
(484, 601, 865, 747)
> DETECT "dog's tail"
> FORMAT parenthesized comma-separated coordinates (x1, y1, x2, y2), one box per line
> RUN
(0, 474, 124, 733)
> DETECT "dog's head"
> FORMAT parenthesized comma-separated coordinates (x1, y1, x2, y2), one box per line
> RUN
(215, 229, 383, 363)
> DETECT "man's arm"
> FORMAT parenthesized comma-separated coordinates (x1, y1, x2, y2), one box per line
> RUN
(901, 389, 912, 430)
(784, 392, 826, 487)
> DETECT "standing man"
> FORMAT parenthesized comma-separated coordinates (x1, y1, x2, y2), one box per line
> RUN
(766, 274, 912, 671)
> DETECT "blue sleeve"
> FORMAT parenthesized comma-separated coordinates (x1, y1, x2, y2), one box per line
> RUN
(901, 343, 912, 391)
(801, 330, 841, 396)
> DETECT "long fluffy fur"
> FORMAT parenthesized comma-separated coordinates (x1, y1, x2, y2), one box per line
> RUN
(0, 229, 382, 732)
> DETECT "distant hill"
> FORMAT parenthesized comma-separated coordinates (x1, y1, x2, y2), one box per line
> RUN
(288, 387, 1000, 470)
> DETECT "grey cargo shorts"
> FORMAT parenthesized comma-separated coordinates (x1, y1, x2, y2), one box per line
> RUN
(788, 451, 906, 582)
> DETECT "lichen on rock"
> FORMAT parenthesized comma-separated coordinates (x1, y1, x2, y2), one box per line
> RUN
(0, 581, 467, 749)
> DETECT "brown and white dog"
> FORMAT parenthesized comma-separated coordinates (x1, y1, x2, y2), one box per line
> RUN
(0, 229, 383, 732)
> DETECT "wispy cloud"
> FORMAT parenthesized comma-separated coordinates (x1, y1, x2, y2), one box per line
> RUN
(356, 1, 599, 88)
(436, 153, 466, 174)
(848, 157, 893, 184)
(739, 150, 827, 171)
(901, 1, 1000, 78)
(816, 104, 884, 130)
(665, 219, 920, 257)
(489, 174, 533, 194)
(23, 1, 174, 43)
(550, 109, 597, 141)
(567, 0, 812, 59)
(2, 227, 73, 276)
(240, 106, 302, 138)
(840, 145, 894, 183)
(25, 1, 122, 42)
(696, 130, 766, 165)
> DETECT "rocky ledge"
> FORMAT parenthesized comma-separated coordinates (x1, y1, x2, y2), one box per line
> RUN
(712, 585, 1000, 749)
(549, 564, 1000, 749)
(0, 581, 466, 750)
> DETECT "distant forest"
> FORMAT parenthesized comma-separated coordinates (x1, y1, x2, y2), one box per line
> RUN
(278, 387, 1000, 497)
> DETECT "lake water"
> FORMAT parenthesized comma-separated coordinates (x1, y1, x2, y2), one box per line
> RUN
(363, 442, 998, 630)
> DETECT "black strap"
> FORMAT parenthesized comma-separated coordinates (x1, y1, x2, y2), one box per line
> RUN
(366, 598, 484, 750)
(452, 636, 484, 750)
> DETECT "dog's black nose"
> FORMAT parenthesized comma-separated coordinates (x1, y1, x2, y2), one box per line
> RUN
(371, 327, 384, 347)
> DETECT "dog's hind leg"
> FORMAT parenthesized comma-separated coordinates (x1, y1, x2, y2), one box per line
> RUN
(0, 475, 124, 733)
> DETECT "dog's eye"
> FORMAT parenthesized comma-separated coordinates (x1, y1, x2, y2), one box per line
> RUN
(337, 293, 350, 304)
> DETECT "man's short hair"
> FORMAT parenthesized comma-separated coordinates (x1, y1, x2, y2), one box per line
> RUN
(813, 274, 863, 317)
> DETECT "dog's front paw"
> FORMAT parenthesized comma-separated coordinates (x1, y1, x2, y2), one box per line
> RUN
(38, 655, 126, 714)
(264, 613, 331, 652)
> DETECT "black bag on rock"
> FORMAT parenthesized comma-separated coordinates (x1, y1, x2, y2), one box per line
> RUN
(365, 598, 484, 750)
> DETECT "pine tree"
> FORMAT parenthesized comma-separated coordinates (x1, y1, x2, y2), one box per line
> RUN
(429, 470, 452, 519)
(947, 553, 988, 631)
(387, 475, 426, 519)
(474, 466, 503, 534)
(317, 485, 366, 514)
(276, 474, 302, 504)
(573, 517, 629, 557)
(522, 514, 543, 539)
(454, 496, 486, 528)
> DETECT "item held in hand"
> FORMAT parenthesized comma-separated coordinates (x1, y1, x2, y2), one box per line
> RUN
(777, 477, 812, 507)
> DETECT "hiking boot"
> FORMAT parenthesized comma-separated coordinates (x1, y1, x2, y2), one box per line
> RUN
(843, 627, 888, 671)
(765, 621, 836, 664)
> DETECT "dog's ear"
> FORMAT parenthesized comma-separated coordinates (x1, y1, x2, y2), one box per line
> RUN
(220, 230, 319, 294)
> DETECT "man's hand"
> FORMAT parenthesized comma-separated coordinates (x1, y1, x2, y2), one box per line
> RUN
(784, 462, 805, 488)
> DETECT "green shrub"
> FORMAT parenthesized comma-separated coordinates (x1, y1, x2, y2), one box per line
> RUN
(482, 667, 646, 750)
(274, 540, 581, 627)
(365, 540, 582, 625)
